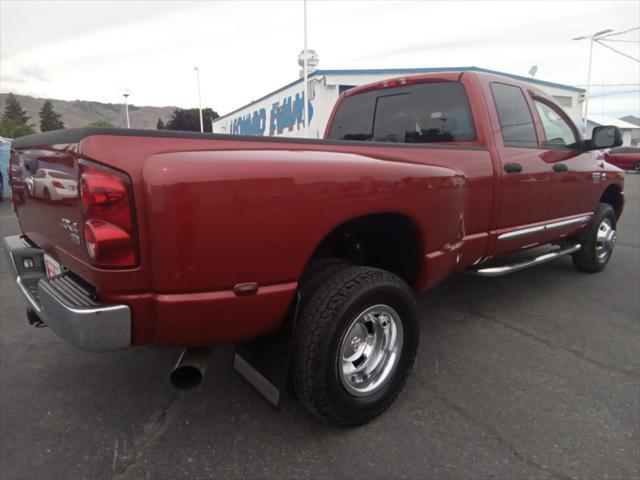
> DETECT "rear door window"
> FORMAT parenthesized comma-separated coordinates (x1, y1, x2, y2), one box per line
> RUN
(328, 82, 475, 143)
(490, 83, 538, 148)
(328, 91, 375, 141)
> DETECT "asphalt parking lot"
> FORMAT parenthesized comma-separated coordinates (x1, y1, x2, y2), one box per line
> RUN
(1, 174, 638, 480)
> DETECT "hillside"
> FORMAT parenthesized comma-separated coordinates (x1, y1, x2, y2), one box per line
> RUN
(0, 93, 177, 131)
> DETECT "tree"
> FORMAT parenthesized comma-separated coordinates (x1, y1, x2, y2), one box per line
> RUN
(86, 119, 117, 128)
(39, 100, 65, 132)
(0, 117, 35, 138)
(2, 93, 29, 123)
(165, 108, 219, 132)
(156, 118, 165, 130)
(0, 93, 35, 138)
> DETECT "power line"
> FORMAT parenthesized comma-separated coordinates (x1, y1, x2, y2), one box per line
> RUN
(595, 38, 640, 63)
(590, 89, 640, 98)
(575, 83, 640, 87)
(602, 39, 640, 43)
(599, 26, 640, 39)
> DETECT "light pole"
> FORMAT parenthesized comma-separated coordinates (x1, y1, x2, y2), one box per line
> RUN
(302, 0, 309, 138)
(194, 66, 204, 133)
(573, 29, 613, 135)
(123, 93, 130, 129)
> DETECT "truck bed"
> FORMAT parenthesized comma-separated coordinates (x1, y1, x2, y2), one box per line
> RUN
(9, 127, 489, 345)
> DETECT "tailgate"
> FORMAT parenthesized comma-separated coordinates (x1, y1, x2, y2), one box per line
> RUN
(9, 146, 86, 262)
(8, 131, 145, 294)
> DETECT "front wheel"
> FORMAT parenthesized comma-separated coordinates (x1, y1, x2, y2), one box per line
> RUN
(573, 203, 617, 273)
(293, 265, 418, 426)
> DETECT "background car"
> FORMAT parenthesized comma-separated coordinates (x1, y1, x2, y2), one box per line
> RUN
(29, 168, 78, 201)
(604, 146, 640, 172)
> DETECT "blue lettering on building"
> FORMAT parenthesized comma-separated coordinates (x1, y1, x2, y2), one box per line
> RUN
(229, 91, 313, 136)
(230, 108, 266, 136)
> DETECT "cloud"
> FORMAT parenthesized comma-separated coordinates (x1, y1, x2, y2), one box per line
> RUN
(19, 64, 50, 83)
(0, 74, 25, 84)
(349, 39, 484, 63)
(1, 0, 637, 118)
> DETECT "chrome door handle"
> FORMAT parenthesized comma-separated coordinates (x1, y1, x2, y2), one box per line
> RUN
(553, 163, 568, 173)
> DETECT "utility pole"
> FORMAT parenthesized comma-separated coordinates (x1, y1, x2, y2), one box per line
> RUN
(573, 29, 613, 135)
(123, 93, 130, 128)
(194, 66, 204, 133)
(303, 0, 309, 138)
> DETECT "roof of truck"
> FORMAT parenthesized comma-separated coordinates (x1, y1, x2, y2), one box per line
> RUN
(212, 66, 585, 122)
(315, 67, 585, 93)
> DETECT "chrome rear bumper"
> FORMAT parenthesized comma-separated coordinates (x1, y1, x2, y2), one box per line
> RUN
(2, 235, 131, 351)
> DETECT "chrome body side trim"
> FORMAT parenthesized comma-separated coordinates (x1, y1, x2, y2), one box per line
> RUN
(498, 225, 545, 240)
(498, 214, 592, 241)
(545, 215, 592, 231)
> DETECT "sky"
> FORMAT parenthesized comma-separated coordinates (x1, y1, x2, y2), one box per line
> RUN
(1, 0, 639, 119)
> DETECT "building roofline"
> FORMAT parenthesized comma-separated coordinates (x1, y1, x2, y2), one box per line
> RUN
(213, 66, 585, 123)
(586, 116, 640, 129)
(469, 67, 585, 93)
(212, 73, 319, 123)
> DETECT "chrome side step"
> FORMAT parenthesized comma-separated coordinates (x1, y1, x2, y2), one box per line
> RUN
(470, 243, 581, 277)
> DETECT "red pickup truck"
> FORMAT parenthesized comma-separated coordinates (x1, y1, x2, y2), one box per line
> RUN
(4, 71, 625, 426)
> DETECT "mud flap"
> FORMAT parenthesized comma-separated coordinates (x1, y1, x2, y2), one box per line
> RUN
(233, 291, 300, 409)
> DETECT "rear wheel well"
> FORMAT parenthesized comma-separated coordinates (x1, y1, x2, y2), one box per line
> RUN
(600, 184, 623, 219)
(308, 213, 422, 288)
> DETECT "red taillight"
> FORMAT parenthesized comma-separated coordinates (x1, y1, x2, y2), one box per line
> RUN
(80, 170, 126, 212)
(79, 163, 137, 267)
(383, 77, 413, 89)
(84, 221, 97, 259)
(347, 76, 418, 96)
(83, 219, 134, 266)
(51, 180, 65, 189)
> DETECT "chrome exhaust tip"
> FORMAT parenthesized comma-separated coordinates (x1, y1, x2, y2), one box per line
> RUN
(170, 347, 210, 390)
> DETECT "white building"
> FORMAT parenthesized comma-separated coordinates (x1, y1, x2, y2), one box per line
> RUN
(587, 115, 640, 146)
(212, 66, 586, 139)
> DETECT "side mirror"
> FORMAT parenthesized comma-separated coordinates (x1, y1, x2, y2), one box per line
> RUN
(587, 126, 623, 150)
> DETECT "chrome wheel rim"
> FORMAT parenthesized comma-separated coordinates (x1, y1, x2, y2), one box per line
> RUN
(595, 218, 616, 262)
(338, 304, 403, 397)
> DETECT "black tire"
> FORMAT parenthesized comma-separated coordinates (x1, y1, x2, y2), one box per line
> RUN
(634, 161, 640, 173)
(287, 258, 351, 397)
(572, 203, 617, 273)
(293, 266, 418, 426)
(43, 188, 51, 202)
(299, 257, 350, 306)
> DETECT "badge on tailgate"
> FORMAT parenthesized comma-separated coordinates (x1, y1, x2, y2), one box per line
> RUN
(60, 217, 81, 246)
